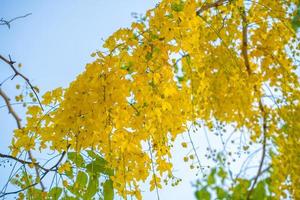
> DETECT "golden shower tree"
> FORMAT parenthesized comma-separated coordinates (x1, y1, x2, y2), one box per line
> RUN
(0, 0, 299, 199)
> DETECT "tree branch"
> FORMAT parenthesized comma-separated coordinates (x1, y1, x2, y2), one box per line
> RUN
(0, 148, 69, 198)
(0, 88, 22, 128)
(250, 166, 271, 181)
(0, 87, 45, 190)
(0, 152, 49, 172)
(0, 13, 32, 29)
(239, 8, 268, 200)
(0, 153, 31, 165)
(196, 0, 228, 16)
(0, 54, 43, 110)
(241, 9, 252, 75)
(247, 115, 267, 200)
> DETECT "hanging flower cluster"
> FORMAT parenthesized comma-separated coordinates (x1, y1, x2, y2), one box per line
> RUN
(11, 0, 300, 199)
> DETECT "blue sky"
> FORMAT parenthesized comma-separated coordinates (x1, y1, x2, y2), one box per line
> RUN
(0, 1, 202, 199)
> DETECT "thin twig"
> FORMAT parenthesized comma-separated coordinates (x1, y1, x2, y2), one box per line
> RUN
(0, 87, 46, 190)
(0, 88, 22, 128)
(249, 166, 271, 181)
(196, 0, 228, 16)
(0, 150, 68, 198)
(187, 126, 205, 175)
(0, 54, 43, 110)
(0, 13, 32, 29)
(246, 115, 267, 200)
(147, 140, 160, 200)
(0, 152, 46, 171)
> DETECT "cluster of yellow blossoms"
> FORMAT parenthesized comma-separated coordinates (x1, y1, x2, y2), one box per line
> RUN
(11, 0, 300, 198)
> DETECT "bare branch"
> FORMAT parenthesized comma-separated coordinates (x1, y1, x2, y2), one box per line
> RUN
(0, 54, 43, 110)
(250, 166, 271, 181)
(0, 153, 31, 166)
(0, 147, 69, 198)
(0, 88, 22, 129)
(0, 13, 32, 29)
(246, 115, 267, 200)
(0, 152, 49, 172)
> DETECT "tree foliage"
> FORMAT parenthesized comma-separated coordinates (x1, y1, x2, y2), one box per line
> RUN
(1, 0, 300, 199)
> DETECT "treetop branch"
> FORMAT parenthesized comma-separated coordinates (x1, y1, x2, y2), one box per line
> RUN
(0, 54, 44, 110)
(0, 13, 32, 29)
(196, 0, 228, 16)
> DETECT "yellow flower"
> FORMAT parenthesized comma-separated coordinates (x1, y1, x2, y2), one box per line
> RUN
(58, 162, 71, 174)
(181, 142, 187, 148)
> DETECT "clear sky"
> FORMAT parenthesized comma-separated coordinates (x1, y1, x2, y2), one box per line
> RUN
(0, 1, 202, 199)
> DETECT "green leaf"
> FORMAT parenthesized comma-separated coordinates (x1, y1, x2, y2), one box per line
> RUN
(48, 187, 62, 200)
(232, 179, 250, 200)
(86, 157, 113, 176)
(217, 167, 227, 183)
(121, 65, 129, 70)
(243, 145, 249, 151)
(87, 150, 98, 159)
(195, 188, 210, 200)
(68, 152, 85, 168)
(171, 1, 184, 12)
(66, 171, 88, 197)
(145, 52, 152, 61)
(215, 186, 227, 199)
(103, 179, 114, 200)
(61, 195, 77, 200)
(185, 55, 191, 65)
(65, 165, 74, 179)
(83, 176, 99, 199)
(120, 62, 133, 72)
(22, 171, 32, 186)
(66, 185, 79, 197)
(292, 4, 300, 30)
(177, 76, 185, 82)
(207, 168, 216, 185)
(150, 33, 159, 40)
(252, 181, 267, 200)
(77, 171, 88, 188)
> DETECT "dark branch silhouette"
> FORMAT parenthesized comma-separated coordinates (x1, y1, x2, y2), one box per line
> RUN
(0, 149, 69, 198)
(0, 54, 43, 110)
(196, 0, 228, 16)
(0, 13, 32, 29)
(0, 87, 46, 190)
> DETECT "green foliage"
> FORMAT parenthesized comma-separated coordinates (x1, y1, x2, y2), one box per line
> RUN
(194, 166, 272, 200)
(68, 152, 85, 168)
(86, 156, 114, 176)
(9, 151, 114, 200)
(252, 181, 267, 200)
(231, 179, 250, 200)
(292, 3, 300, 30)
(171, 1, 184, 12)
(83, 175, 99, 199)
(48, 187, 62, 200)
(195, 187, 211, 200)
(77, 171, 88, 188)
(103, 179, 114, 200)
(215, 186, 227, 199)
(207, 168, 216, 185)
